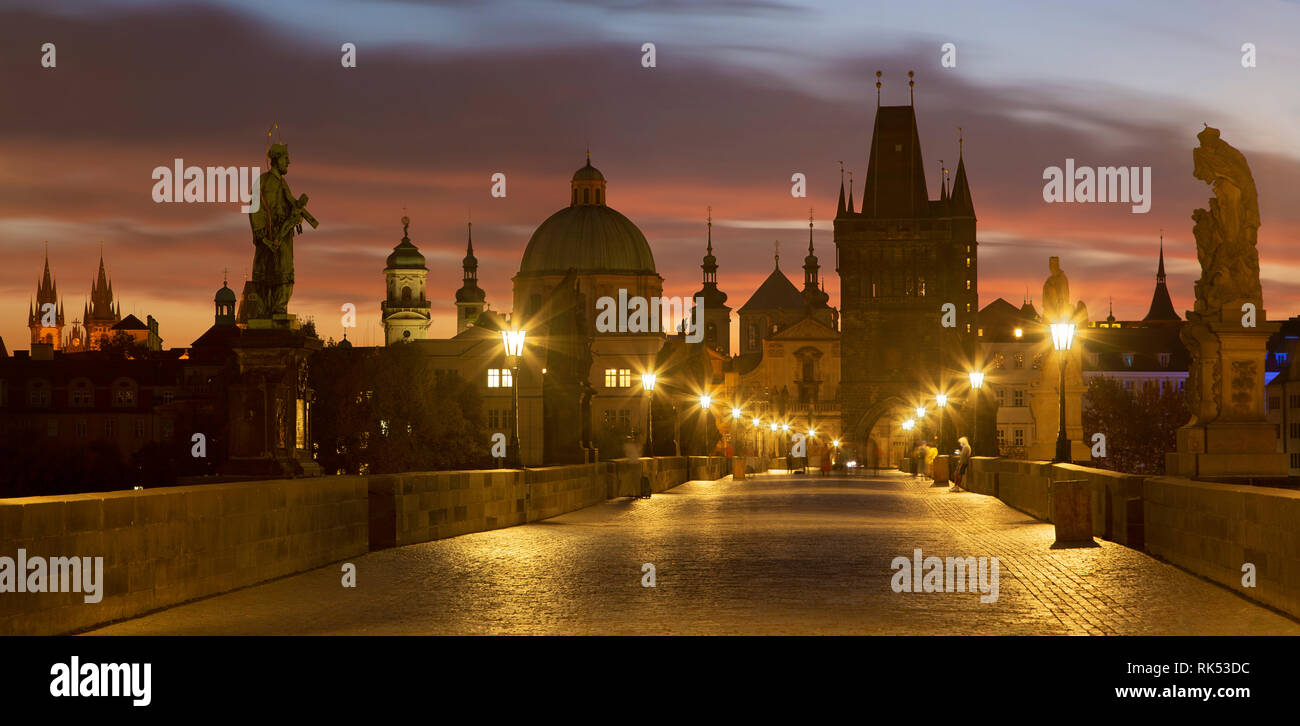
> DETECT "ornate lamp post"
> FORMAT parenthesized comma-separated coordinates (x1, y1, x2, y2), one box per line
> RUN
(751, 416, 761, 459)
(935, 393, 948, 453)
(967, 374, 982, 455)
(1050, 320, 1076, 463)
(698, 394, 713, 455)
(730, 407, 742, 456)
(500, 328, 526, 468)
(902, 417, 916, 475)
(769, 422, 778, 457)
(641, 373, 657, 456)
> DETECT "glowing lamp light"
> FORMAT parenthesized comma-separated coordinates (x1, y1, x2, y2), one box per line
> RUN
(832, 439, 841, 447)
(752, 417, 761, 427)
(699, 394, 712, 408)
(770, 423, 778, 432)
(1050, 322, 1076, 352)
(969, 371, 985, 389)
(936, 393, 948, 408)
(780, 423, 790, 432)
(731, 407, 743, 419)
(501, 329, 526, 357)
(641, 373, 657, 392)
(902, 418, 915, 431)
(915, 406, 926, 418)
(1014, 327, 1024, 338)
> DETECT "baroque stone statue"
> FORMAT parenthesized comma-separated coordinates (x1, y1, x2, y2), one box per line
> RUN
(249, 142, 318, 318)
(1190, 126, 1262, 320)
(1041, 256, 1070, 323)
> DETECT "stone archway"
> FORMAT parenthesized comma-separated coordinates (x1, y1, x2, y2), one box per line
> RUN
(846, 395, 908, 472)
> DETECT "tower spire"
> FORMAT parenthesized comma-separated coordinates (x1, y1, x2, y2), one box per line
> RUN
(908, 70, 915, 106)
(875, 70, 882, 107)
(846, 171, 855, 214)
(836, 161, 846, 217)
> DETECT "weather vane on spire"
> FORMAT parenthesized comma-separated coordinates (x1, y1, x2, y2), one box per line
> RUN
(875, 71, 882, 106)
(908, 70, 915, 105)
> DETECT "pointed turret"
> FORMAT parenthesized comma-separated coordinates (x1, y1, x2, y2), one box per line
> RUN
(802, 209, 830, 309)
(836, 164, 846, 218)
(949, 154, 974, 217)
(454, 221, 487, 333)
(846, 171, 855, 215)
(28, 244, 64, 348)
(1142, 236, 1179, 322)
(693, 207, 731, 354)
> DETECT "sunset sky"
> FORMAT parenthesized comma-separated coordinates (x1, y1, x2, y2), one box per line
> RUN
(2, 0, 1298, 351)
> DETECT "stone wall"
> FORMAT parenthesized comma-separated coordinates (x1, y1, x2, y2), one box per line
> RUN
(964, 457, 1300, 618)
(963, 457, 1145, 547)
(0, 477, 368, 636)
(1145, 476, 1300, 618)
(1, 456, 729, 635)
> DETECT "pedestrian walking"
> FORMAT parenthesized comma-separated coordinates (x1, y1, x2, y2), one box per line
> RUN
(952, 435, 972, 492)
(923, 440, 938, 482)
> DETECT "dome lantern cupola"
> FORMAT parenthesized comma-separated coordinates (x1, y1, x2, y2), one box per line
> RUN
(570, 152, 607, 207)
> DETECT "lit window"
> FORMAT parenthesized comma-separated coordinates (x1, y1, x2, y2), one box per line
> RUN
(1014, 353, 1024, 369)
(1013, 328, 1023, 338)
(604, 369, 617, 388)
(605, 368, 631, 388)
(1013, 389, 1024, 407)
(487, 369, 513, 388)
(1013, 429, 1024, 446)
(114, 382, 136, 407)
(966, 279, 971, 290)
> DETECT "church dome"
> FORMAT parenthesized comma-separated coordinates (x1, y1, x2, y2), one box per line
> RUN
(518, 159, 656, 276)
(386, 216, 426, 270)
(215, 281, 237, 304)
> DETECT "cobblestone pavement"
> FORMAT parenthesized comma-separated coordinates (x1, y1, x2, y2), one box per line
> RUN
(89, 471, 1300, 635)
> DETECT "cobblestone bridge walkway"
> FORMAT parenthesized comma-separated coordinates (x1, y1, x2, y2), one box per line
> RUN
(89, 471, 1300, 635)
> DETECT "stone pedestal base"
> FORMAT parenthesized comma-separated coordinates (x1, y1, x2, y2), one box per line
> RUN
(1166, 422, 1287, 479)
(1169, 313, 1286, 481)
(222, 326, 322, 479)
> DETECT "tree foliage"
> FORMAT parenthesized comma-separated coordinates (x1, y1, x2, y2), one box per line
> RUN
(1082, 376, 1187, 475)
(310, 344, 489, 474)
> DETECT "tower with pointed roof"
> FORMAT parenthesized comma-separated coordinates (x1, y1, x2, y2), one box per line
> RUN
(455, 222, 488, 333)
(834, 74, 979, 451)
(694, 209, 731, 355)
(381, 216, 432, 345)
(83, 246, 121, 348)
(1142, 236, 1180, 322)
(28, 245, 64, 349)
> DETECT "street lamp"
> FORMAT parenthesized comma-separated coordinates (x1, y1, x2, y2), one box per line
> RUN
(642, 373, 657, 457)
(935, 393, 948, 453)
(1050, 320, 1076, 463)
(969, 370, 986, 457)
(500, 328, 526, 467)
(698, 394, 713, 455)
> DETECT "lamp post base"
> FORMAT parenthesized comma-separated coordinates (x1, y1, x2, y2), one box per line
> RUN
(1054, 437, 1072, 464)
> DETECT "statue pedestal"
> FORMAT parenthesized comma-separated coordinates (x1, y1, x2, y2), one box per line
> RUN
(1027, 349, 1089, 462)
(222, 324, 322, 478)
(1166, 313, 1286, 480)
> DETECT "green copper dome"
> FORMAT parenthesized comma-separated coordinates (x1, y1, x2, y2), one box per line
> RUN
(518, 160, 655, 276)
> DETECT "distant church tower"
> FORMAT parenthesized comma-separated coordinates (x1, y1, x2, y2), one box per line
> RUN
(694, 208, 731, 355)
(381, 215, 431, 345)
(835, 73, 978, 447)
(28, 245, 64, 348)
(83, 246, 121, 348)
(455, 222, 487, 332)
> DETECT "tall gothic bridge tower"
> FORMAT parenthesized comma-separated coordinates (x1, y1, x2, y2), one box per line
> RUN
(835, 78, 979, 454)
